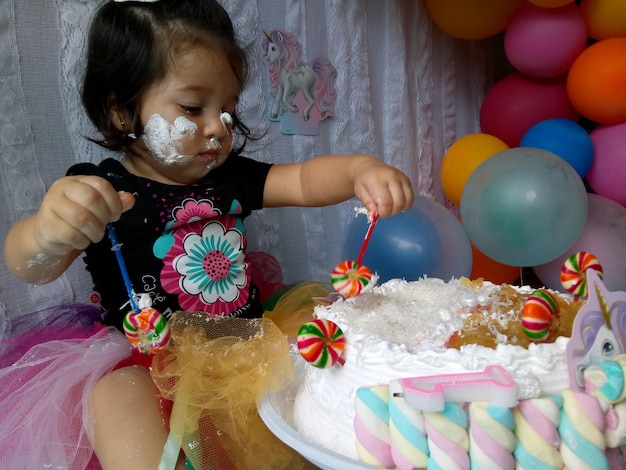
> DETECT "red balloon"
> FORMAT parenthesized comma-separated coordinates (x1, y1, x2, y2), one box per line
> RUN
(480, 73, 579, 147)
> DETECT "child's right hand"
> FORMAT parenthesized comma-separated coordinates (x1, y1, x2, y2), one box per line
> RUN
(5, 175, 135, 284)
(32, 175, 135, 255)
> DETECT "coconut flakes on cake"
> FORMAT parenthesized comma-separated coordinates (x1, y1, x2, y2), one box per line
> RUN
(316, 277, 500, 351)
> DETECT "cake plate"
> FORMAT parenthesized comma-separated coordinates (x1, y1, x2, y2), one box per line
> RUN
(257, 354, 380, 470)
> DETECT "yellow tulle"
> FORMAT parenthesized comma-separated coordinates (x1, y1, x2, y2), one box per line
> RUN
(263, 281, 333, 337)
(151, 312, 316, 469)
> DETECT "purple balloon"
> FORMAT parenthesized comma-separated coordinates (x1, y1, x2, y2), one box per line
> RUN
(533, 193, 626, 293)
(586, 122, 626, 206)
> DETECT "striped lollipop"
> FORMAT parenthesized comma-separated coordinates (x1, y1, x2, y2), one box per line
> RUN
(332, 213, 378, 297)
(107, 223, 170, 354)
(297, 319, 346, 368)
(123, 305, 171, 355)
(522, 289, 560, 342)
(560, 251, 603, 299)
(332, 261, 373, 297)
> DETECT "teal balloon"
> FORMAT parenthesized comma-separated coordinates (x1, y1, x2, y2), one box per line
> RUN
(343, 196, 471, 282)
(460, 147, 588, 267)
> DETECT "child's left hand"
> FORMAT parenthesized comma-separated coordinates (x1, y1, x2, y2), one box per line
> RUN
(352, 159, 414, 218)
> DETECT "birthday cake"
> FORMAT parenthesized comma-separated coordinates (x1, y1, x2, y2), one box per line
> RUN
(292, 272, 626, 469)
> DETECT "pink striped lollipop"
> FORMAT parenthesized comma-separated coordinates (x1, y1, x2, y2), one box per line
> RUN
(297, 319, 346, 368)
(332, 213, 378, 297)
(560, 251, 603, 299)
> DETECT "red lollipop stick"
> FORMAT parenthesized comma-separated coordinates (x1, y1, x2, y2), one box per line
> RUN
(357, 213, 379, 266)
(332, 212, 378, 297)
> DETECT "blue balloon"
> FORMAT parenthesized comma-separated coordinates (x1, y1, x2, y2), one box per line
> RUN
(342, 196, 472, 282)
(520, 118, 594, 178)
(415, 196, 473, 280)
(460, 147, 588, 267)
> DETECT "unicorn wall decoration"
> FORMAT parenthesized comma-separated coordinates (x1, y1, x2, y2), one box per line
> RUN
(261, 29, 336, 135)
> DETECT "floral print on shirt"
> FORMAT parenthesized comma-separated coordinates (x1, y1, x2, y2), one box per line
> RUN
(155, 198, 250, 313)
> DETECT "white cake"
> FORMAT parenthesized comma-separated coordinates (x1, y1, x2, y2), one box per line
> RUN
(292, 277, 585, 467)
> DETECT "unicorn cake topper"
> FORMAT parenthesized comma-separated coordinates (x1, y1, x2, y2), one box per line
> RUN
(261, 29, 336, 135)
(566, 268, 626, 390)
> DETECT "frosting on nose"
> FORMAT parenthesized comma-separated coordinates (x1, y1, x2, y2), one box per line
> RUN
(208, 137, 222, 151)
(205, 112, 233, 152)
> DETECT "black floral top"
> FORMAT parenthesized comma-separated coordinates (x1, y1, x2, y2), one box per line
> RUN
(68, 156, 272, 331)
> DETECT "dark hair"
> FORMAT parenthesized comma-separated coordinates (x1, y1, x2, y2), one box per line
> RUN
(82, 0, 251, 154)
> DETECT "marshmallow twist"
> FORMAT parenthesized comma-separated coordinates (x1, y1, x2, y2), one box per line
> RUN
(559, 389, 608, 470)
(354, 385, 393, 467)
(424, 402, 470, 470)
(469, 401, 515, 469)
(513, 395, 563, 470)
(388, 380, 429, 469)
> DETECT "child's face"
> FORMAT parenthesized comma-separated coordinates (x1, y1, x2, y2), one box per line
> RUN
(128, 44, 240, 185)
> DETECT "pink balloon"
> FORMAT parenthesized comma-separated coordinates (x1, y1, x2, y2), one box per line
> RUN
(533, 193, 626, 293)
(504, 3, 587, 78)
(480, 73, 579, 147)
(586, 122, 626, 206)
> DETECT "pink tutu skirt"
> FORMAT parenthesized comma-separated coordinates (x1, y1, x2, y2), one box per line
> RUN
(0, 304, 133, 470)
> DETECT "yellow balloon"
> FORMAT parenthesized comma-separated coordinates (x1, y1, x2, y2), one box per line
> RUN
(425, 0, 525, 40)
(527, 0, 574, 7)
(580, 0, 626, 40)
(440, 133, 509, 206)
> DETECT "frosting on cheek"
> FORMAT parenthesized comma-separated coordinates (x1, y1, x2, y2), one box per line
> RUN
(220, 111, 233, 127)
(142, 114, 198, 164)
(219, 111, 234, 155)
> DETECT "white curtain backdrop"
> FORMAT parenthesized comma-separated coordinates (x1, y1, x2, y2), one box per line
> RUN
(0, 0, 494, 324)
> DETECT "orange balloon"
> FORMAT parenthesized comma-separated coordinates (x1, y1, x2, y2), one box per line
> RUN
(440, 133, 509, 206)
(567, 38, 626, 124)
(527, 0, 574, 7)
(580, 0, 626, 40)
(470, 243, 520, 284)
(425, 0, 525, 40)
